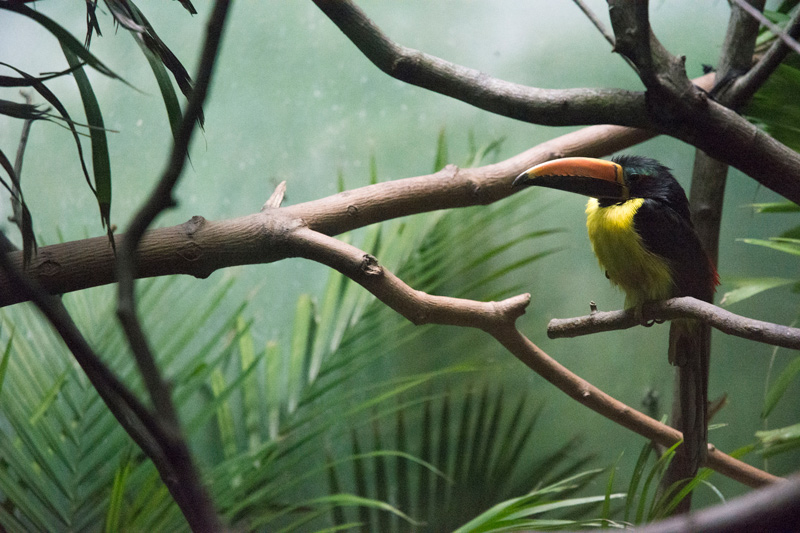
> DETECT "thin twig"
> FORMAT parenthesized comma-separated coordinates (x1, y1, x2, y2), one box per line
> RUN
(730, 5, 800, 108)
(571, 0, 616, 47)
(114, 1, 231, 531)
(731, 0, 800, 56)
(546, 297, 800, 350)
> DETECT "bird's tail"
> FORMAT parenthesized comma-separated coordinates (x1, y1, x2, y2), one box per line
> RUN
(665, 318, 709, 491)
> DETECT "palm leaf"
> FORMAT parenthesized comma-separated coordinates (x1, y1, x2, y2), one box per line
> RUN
(0, 135, 572, 531)
(325, 387, 592, 531)
(0, 275, 245, 531)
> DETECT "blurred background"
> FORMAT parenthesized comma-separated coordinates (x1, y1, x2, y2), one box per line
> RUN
(1, 0, 798, 528)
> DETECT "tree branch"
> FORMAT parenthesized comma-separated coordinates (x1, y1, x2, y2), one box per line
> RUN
(312, 0, 648, 127)
(288, 226, 531, 331)
(492, 324, 777, 488)
(274, 220, 778, 489)
(731, 0, 800, 56)
(730, 5, 800, 108)
(113, 1, 231, 530)
(0, 118, 678, 307)
(571, 0, 616, 48)
(546, 297, 800, 351)
(312, 0, 800, 209)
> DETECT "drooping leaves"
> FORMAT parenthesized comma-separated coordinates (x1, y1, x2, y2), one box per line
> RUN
(104, 0, 202, 128)
(60, 48, 114, 242)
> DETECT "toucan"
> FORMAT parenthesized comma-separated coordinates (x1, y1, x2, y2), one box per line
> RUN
(512, 155, 718, 484)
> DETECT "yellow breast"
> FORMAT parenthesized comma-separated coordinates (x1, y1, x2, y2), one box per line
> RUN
(585, 198, 674, 308)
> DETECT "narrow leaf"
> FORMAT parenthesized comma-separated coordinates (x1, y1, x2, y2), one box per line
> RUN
(60, 46, 113, 239)
(720, 277, 795, 306)
(739, 237, 800, 256)
(763, 355, 800, 418)
(210, 368, 238, 459)
(134, 34, 183, 139)
(433, 127, 448, 172)
(28, 368, 69, 425)
(0, 333, 12, 397)
(749, 201, 800, 213)
(104, 448, 133, 533)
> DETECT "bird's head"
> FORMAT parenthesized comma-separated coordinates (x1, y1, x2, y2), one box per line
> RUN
(513, 155, 689, 215)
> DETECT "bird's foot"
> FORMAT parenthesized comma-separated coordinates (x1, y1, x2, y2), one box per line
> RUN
(633, 303, 665, 327)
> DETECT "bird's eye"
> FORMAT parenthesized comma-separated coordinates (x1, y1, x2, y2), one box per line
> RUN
(627, 173, 643, 182)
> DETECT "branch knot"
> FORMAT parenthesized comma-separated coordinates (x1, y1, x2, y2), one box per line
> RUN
(360, 254, 382, 276)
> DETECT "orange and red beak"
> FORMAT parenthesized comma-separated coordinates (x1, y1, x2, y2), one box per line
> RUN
(512, 157, 629, 201)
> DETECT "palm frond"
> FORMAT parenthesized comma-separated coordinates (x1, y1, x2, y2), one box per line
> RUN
(0, 275, 244, 531)
(323, 386, 593, 532)
(0, 134, 573, 531)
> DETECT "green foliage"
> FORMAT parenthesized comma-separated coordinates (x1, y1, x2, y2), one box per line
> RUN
(755, 424, 800, 457)
(723, 200, 800, 470)
(0, 1, 197, 255)
(326, 387, 595, 531)
(453, 471, 623, 532)
(61, 45, 112, 238)
(763, 355, 800, 419)
(745, 63, 800, 152)
(621, 440, 720, 526)
(746, 1, 800, 164)
(721, 200, 800, 305)
(0, 137, 570, 530)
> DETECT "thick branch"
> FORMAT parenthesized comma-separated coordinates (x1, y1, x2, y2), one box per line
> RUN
(604, 1, 800, 203)
(547, 297, 800, 350)
(0, 121, 667, 307)
(311, 0, 648, 128)
(313, 0, 800, 208)
(288, 226, 530, 331)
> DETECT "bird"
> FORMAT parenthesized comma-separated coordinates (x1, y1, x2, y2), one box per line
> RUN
(512, 155, 718, 493)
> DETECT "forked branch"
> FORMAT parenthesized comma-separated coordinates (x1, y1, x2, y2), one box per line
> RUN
(279, 218, 777, 489)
